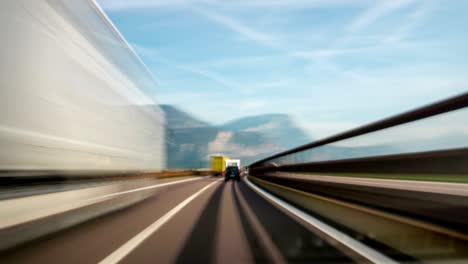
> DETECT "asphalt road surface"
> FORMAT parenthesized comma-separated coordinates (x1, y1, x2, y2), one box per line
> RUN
(0, 177, 359, 263)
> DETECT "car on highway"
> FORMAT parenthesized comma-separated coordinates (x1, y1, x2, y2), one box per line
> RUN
(224, 165, 240, 181)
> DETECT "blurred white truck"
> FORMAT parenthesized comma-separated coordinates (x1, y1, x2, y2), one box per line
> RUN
(225, 159, 240, 168)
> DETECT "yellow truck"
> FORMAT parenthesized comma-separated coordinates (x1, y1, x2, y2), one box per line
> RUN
(210, 155, 228, 176)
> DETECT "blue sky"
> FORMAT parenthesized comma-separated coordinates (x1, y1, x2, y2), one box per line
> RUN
(99, 0, 468, 139)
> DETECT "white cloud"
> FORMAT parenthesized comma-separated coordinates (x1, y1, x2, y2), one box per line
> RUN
(290, 47, 370, 58)
(382, 0, 436, 44)
(189, 54, 281, 69)
(132, 43, 241, 89)
(302, 121, 359, 139)
(190, 7, 278, 48)
(99, 0, 212, 10)
(253, 80, 290, 89)
(178, 65, 240, 89)
(238, 99, 268, 111)
(348, 0, 418, 32)
(100, 0, 370, 10)
(230, 0, 369, 9)
(100, 0, 466, 134)
(132, 43, 296, 103)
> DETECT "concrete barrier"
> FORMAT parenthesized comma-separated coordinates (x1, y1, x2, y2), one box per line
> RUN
(0, 172, 206, 251)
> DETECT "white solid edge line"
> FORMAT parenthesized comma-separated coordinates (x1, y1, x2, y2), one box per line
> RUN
(0, 177, 207, 230)
(245, 176, 397, 264)
(98, 179, 221, 264)
(83, 176, 208, 203)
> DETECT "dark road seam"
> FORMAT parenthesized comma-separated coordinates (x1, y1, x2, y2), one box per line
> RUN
(175, 182, 226, 264)
(231, 182, 272, 263)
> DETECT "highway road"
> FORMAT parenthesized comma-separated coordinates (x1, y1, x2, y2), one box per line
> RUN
(0, 176, 374, 264)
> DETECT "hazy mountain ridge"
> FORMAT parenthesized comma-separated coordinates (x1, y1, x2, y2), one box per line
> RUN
(160, 104, 209, 129)
(161, 105, 466, 168)
(222, 114, 311, 149)
(162, 105, 311, 168)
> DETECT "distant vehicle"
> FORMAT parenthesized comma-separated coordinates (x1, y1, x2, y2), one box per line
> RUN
(210, 155, 228, 176)
(224, 165, 240, 181)
(225, 159, 240, 168)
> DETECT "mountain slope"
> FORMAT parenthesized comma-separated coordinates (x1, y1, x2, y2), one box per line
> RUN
(161, 106, 311, 168)
(160, 104, 209, 128)
(222, 114, 311, 149)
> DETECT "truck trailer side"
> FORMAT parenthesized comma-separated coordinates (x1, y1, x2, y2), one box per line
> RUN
(210, 156, 228, 176)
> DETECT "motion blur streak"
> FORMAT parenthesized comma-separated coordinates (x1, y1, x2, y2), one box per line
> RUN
(0, 0, 165, 172)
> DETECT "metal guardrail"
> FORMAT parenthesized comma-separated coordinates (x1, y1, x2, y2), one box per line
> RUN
(249, 92, 468, 175)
